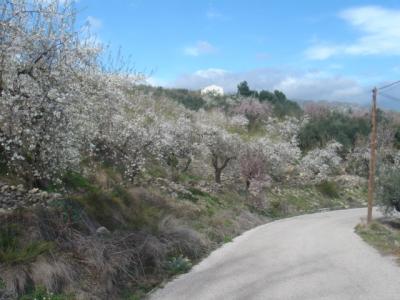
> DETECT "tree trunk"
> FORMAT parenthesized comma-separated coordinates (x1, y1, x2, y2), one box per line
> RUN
(212, 155, 234, 184)
(182, 157, 192, 172)
(215, 168, 222, 184)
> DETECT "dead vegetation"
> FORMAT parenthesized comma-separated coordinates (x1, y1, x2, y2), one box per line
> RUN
(0, 175, 266, 299)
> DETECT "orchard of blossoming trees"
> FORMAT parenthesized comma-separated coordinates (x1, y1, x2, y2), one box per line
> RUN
(1, 0, 400, 195)
(1, 0, 400, 208)
(4, 1, 400, 298)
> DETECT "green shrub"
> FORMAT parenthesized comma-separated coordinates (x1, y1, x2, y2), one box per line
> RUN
(377, 168, 400, 213)
(223, 235, 233, 243)
(298, 112, 370, 152)
(166, 255, 192, 275)
(62, 171, 94, 191)
(258, 89, 302, 118)
(163, 88, 206, 111)
(316, 181, 339, 198)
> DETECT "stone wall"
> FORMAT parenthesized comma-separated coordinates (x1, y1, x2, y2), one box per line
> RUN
(0, 181, 61, 212)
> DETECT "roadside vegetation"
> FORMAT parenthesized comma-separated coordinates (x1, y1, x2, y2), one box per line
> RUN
(1, 0, 400, 299)
(355, 122, 400, 259)
(356, 220, 400, 258)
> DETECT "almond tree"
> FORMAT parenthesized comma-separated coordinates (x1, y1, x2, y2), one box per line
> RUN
(0, 0, 93, 185)
(0, 0, 144, 185)
(158, 116, 199, 178)
(239, 143, 268, 190)
(233, 99, 271, 131)
(299, 141, 343, 183)
(202, 127, 240, 184)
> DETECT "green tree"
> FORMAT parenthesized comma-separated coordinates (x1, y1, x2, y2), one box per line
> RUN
(258, 90, 276, 102)
(259, 89, 302, 118)
(274, 90, 287, 102)
(237, 81, 253, 97)
(298, 112, 370, 152)
(377, 168, 400, 213)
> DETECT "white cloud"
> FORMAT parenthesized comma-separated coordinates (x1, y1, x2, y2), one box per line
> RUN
(194, 68, 228, 78)
(273, 72, 365, 102)
(146, 76, 168, 87)
(85, 16, 102, 30)
(305, 45, 340, 60)
(306, 6, 400, 60)
(183, 41, 217, 57)
(171, 68, 368, 103)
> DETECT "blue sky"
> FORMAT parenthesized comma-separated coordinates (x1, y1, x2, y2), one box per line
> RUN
(75, 0, 400, 107)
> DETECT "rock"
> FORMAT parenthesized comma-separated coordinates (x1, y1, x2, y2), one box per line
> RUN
(96, 226, 110, 235)
(40, 191, 48, 199)
(29, 188, 39, 194)
(52, 193, 62, 199)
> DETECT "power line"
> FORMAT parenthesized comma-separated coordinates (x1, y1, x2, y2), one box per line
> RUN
(379, 91, 400, 102)
(378, 80, 400, 91)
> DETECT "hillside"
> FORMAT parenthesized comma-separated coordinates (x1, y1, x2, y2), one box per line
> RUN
(2, 1, 400, 299)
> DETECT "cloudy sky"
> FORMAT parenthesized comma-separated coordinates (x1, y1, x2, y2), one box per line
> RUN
(76, 0, 400, 108)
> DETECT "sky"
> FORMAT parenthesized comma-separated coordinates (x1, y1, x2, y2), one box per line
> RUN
(74, 0, 400, 108)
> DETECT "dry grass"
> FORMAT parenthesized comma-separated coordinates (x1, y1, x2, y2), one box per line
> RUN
(355, 219, 400, 257)
(159, 216, 209, 259)
(0, 178, 268, 299)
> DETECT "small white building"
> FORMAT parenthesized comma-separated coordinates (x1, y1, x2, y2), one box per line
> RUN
(201, 85, 224, 96)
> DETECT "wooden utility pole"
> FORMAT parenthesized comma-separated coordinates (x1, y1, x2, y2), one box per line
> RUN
(367, 87, 378, 224)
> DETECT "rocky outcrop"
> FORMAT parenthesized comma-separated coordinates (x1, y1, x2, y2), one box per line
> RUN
(0, 181, 62, 212)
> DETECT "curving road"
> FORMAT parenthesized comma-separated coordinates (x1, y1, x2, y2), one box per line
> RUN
(150, 208, 400, 300)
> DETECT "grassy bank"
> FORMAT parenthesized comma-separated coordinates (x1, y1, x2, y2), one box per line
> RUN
(355, 219, 400, 258)
(0, 166, 369, 299)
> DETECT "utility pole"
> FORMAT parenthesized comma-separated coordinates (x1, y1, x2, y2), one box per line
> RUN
(367, 87, 377, 224)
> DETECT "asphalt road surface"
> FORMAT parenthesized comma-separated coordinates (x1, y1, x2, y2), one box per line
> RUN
(150, 208, 400, 300)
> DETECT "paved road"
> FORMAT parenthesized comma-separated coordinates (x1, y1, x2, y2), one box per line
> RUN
(150, 208, 400, 300)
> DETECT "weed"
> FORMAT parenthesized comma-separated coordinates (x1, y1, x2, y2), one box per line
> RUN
(223, 235, 233, 243)
(187, 187, 208, 197)
(20, 286, 72, 300)
(166, 255, 192, 275)
(0, 224, 54, 265)
(316, 180, 339, 198)
(204, 195, 221, 206)
(265, 199, 289, 218)
(177, 191, 198, 202)
(355, 221, 400, 255)
(62, 171, 94, 192)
